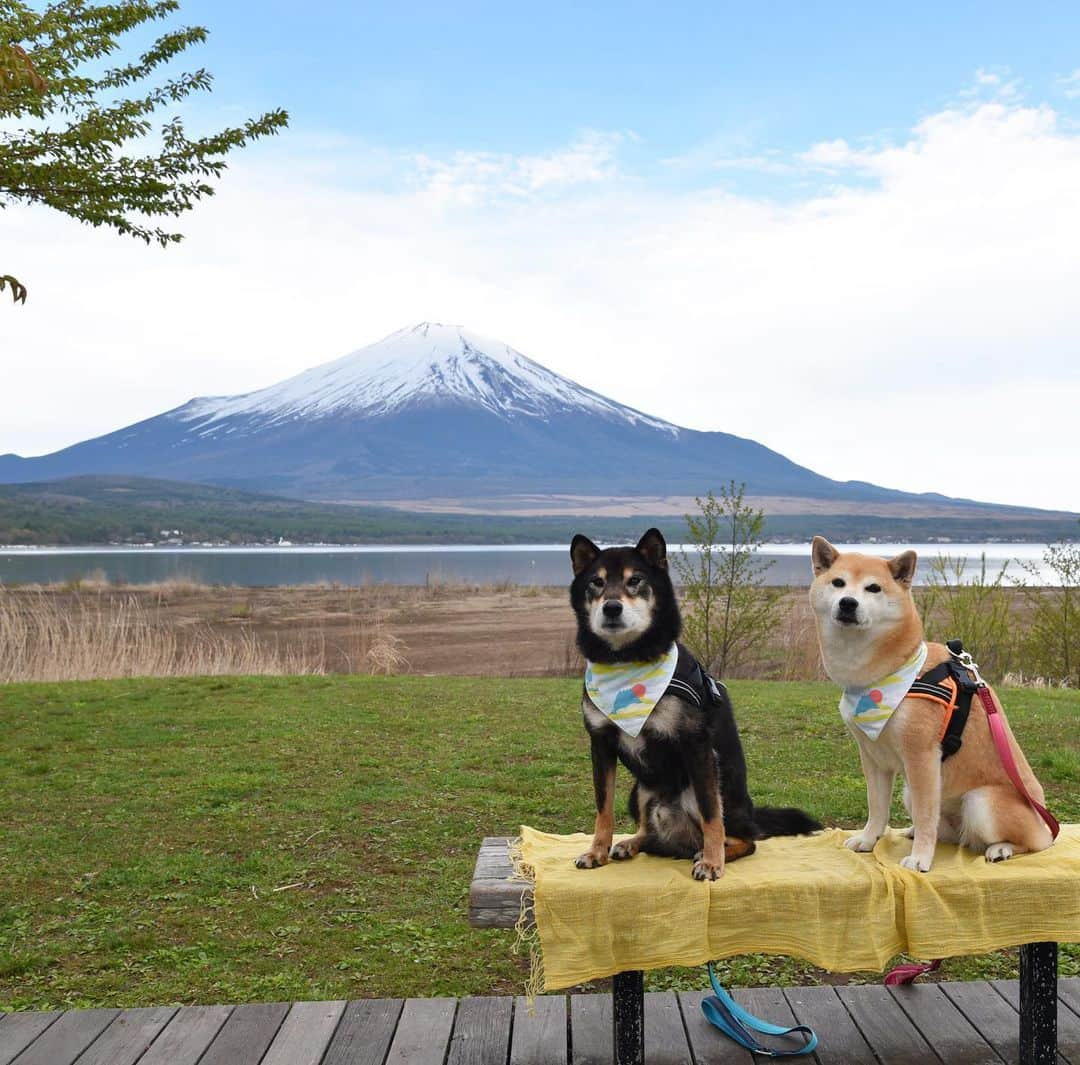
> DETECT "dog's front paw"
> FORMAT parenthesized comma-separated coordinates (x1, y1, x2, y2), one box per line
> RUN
(692, 851, 724, 881)
(845, 833, 879, 853)
(574, 849, 609, 870)
(985, 842, 1014, 863)
(609, 840, 639, 861)
(899, 854, 932, 873)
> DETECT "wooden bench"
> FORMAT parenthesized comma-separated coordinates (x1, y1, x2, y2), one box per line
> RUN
(469, 836, 1066, 1065)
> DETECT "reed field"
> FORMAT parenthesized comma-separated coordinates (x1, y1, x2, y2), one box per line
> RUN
(0, 573, 1074, 686)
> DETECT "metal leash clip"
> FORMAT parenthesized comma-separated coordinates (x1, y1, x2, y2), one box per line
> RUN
(947, 643, 985, 687)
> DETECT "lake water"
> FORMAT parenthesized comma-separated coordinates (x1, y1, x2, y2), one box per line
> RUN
(0, 543, 1059, 587)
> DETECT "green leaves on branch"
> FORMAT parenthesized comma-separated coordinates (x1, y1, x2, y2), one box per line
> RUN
(0, 40, 46, 92)
(673, 481, 781, 677)
(1, 274, 28, 303)
(1, 0, 289, 295)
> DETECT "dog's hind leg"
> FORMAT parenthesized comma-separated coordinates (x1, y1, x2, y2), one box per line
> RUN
(683, 743, 726, 880)
(961, 785, 1054, 862)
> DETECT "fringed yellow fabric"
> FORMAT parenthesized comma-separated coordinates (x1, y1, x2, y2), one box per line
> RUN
(518, 824, 1080, 992)
(508, 837, 544, 1006)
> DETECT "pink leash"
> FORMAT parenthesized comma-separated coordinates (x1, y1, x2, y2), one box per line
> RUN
(975, 684, 1060, 841)
(885, 651, 1060, 986)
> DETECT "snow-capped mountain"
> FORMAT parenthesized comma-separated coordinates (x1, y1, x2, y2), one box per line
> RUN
(0, 323, 960, 506)
(177, 323, 677, 435)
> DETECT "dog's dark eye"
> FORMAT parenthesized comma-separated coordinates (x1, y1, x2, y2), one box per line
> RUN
(626, 576, 642, 590)
(832, 577, 846, 588)
(865, 583, 882, 594)
(589, 576, 604, 590)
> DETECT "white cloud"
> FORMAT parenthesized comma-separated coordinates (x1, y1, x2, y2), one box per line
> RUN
(1059, 68, 1080, 100)
(2, 98, 1079, 513)
(411, 130, 625, 207)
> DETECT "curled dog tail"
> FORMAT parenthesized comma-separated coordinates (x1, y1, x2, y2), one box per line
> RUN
(753, 806, 822, 838)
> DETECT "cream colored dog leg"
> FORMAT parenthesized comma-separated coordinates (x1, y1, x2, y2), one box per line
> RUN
(900, 750, 941, 872)
(846, 747, 895, 852)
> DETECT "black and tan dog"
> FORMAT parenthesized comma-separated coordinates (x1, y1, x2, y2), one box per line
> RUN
(570, 528, 820, 880)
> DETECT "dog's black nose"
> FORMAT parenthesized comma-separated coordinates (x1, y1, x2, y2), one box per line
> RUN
(838, 596, 858, 613)
(602, 600, 623, 619)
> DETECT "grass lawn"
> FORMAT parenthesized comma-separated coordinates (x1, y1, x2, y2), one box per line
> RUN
(0, 676, 1077, 1010)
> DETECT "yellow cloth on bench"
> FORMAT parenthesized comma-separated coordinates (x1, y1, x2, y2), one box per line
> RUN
(518, 824, 1080, 991)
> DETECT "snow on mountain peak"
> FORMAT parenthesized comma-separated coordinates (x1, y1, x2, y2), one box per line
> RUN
(175, 322, 679, 435)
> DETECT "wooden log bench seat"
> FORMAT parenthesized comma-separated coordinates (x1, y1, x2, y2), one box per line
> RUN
(469, 836, 1075, 1065)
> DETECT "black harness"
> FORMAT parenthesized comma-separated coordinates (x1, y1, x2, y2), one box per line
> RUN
(664, 645, 726, 710)
(906, 639, 982, 760)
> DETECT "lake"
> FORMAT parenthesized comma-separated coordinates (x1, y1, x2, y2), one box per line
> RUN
(0, 542, 1059, 587)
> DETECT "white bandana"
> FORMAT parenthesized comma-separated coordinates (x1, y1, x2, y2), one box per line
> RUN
(585, 643, 679, 737)
(839, 642, 928, 740)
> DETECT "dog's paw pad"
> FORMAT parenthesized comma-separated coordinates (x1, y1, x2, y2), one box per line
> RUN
(609, 842, 636, 861)
(899, 855, 931, 873)
(845, 834, 878, 853)
(985, 843, 1014, 863)
(692, 859, 722, 881)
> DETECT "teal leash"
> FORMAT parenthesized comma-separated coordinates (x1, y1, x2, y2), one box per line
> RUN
(701, 964, 818, 1058)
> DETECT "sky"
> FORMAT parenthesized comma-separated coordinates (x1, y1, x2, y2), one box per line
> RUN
(3, 2, 1080, 512)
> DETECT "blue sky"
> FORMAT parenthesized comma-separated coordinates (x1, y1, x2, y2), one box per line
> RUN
(4, 3, 1080, 511)
(180, 2, 1080, 176)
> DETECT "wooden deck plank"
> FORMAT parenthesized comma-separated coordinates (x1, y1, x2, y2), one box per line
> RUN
(837, 983, 941, 1064)
(732, 987, 816, 1059)
(510, 995, 567, 1065)
(888, 984, 1002, 1065)
(643, 991, 692, 1064)
(676, 991, 755, 1065)
(941, 981, 1025, 1065)
(783, 984, 877, 1065)
(992, 980, 1079, 1065)
(322, 999, 403, 1065)
(570, 993, 613, 1065)
(6, 1008, 117, 1065)
(137, 1005, 234, 1065)
(446, 996, 513, 1065)
(74, 1006, 178, 1065)
(0, 1012, 62, 1065)
(198, 1001, 290, 1065)
(1060, 979, 1080, 1020)
(260, 1001, 346, 1065)
(385, 998, 456, 1065)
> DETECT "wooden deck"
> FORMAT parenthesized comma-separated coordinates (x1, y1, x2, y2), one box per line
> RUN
(1, 979, 1078, 1065)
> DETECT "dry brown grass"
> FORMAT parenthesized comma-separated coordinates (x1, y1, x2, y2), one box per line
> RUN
(0, 589, 404, 683)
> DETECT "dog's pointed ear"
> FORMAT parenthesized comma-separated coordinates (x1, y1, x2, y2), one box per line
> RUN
(888, 549, 918, 587)
(636, 528, 668, 570)
(571, 534, 600, 576)
(811, 536, 839, 576)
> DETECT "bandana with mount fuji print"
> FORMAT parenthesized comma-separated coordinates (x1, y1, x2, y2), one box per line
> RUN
(585, 643, 679, 737)
(839, 642, 928, 740)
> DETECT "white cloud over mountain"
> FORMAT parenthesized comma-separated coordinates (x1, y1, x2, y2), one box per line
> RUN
(2, 85, 1078, 511)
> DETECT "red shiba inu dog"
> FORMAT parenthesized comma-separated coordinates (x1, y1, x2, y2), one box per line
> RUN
(809, 536, 1054, 872)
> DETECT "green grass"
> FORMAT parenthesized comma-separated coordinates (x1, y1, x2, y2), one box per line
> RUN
(0, 677, 1077, 1010)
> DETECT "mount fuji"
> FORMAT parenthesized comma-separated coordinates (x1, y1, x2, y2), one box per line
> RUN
(0, 323, 975, 508)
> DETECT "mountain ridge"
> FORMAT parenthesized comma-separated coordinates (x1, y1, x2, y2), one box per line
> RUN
(0, 323, 1058, 515)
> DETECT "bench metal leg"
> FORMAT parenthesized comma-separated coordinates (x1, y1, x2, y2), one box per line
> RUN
(1019, 941, 1057, 1065)
(613, 970, 644, 1065)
